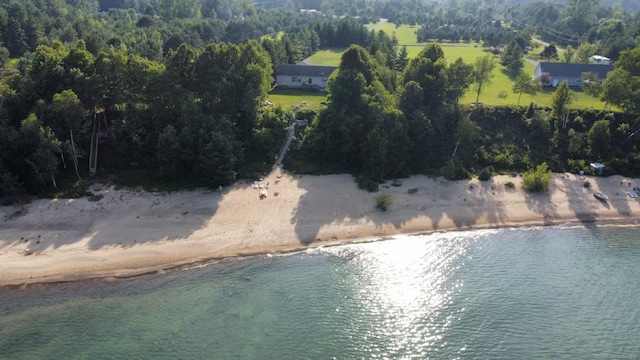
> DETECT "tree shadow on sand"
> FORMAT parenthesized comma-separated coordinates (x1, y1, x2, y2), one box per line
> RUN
(560, 175, 635, 229)
(289, 174, 509, 246)
(524, 190, 558, 226)
(0, 187, 223, 253)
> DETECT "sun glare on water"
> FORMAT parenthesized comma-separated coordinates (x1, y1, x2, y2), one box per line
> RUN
(322, 232, 482, 356)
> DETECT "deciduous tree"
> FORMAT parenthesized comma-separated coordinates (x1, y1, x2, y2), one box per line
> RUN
(563, 45, 575, 63)
(587, 119, 610, 159)
(551, 80, 574, 128)
(513, 72, 531, 106)
(540, 44, 558, 61)
(581, 71, 602, 108)
(445, 57, 473, 107)
(471, 54, 496, 104)
(574, 42, 598, 63)
(51, 90, 85, 179)
(601, 47, 640, 114)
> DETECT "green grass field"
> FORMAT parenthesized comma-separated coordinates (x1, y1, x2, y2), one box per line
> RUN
(307, 48, 346, 65)
(376, 22, 419, 44)
(302, 40, 607, 109)
(267, 88, 327, 109)
(459, 57, 608, 109)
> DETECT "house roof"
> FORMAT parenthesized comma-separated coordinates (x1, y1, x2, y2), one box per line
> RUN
(537, 62, 614, 79)
(276, 64, 338, 77)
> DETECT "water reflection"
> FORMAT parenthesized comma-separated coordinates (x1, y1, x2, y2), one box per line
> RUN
(321, 231, 492, 357)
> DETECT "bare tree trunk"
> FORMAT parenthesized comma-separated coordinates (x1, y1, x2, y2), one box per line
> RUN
(60, 148, 67, 169)
(452, 139, 461, 157)
(69, 128, 81, 180)
(51, 174, 57, 189)
(562, 113, 569, 129)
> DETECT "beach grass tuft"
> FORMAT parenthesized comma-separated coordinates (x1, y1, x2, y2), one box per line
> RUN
(374, 193, 394, 211)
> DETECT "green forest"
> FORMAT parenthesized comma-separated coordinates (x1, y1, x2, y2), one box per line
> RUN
(2, 0, 640, 202)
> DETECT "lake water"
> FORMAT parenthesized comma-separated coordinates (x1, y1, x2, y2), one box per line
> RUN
(1, 226, 639, 359)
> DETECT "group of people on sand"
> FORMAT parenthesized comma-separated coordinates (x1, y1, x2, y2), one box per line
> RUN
(252, 176, 282, 199)
(253, 179, 270, 199)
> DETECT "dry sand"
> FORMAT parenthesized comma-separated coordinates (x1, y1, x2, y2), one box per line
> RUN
(2, 167, 640, 287)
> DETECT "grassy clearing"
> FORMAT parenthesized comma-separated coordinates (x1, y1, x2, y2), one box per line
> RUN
(267, 88, 327, 109)
(376, 22, 419, 44)
(307, 48, 346, 65)
(459, 59, 608, 109)
(406, 43, 608, 109)
(260, 31, 284, 41)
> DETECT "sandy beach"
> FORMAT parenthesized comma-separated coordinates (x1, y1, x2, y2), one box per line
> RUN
(2, 168, 640, 287)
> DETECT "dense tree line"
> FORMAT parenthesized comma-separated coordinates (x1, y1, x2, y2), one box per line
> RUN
(0, 0, 364, 62)
(4, 0, 640, 201)
(287, 43, 640, 188)
(506, 0, 640, 60)
(0, 40, 289, 200)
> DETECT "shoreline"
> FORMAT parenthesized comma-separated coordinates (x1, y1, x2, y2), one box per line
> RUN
(2, 169, 640, 289)
(3, 218, 639, 292)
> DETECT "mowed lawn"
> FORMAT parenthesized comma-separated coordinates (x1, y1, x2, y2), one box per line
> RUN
(267, 88, 327, 109)
(307, 48, 345, 65)
(376, 22, 419, 44)
(302, 40, 607, 109)
(458, 54, 608, 109)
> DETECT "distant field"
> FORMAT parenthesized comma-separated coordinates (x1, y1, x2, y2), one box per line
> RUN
(431, 42, 485, 63)
(267, 88, 327, 109)
(261, 31, 284, 41)
(376, 22, 419, 44)
(307, 48, 345, 66)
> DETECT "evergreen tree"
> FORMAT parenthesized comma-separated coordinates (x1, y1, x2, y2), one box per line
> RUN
(501, 40, 524, 76)
(395, 45, 409, 71)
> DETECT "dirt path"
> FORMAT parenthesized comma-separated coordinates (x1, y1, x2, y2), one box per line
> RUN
(298, 58, 316, 65)
(368, 18, 388, 31)
(533, 38, 565, 53)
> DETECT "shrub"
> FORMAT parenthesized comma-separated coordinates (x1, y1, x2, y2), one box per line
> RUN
(440, 159, 470, 180)
(374, 193, 394, 211)
(357, 175, 379, 192)
(296, 108, 317, 120)
(521, 163, 553, 192)
(478, 167, 492, 181)
(53, 180, 92, 199)
(505, 181, 515, 188)
(583, 180, 591, 188)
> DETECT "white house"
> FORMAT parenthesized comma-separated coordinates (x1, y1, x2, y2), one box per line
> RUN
(275, 64, 337, 91)
(533, 62, 614, 87)
(589, 55, 611, 65)
(300, 9, 322, 16)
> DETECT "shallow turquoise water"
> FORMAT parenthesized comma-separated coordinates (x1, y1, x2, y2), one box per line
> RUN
(1, 226, 639, 359)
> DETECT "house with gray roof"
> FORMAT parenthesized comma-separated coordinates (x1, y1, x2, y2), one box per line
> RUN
(533, 62, 614, 87)
(275, 64, 338, 91)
